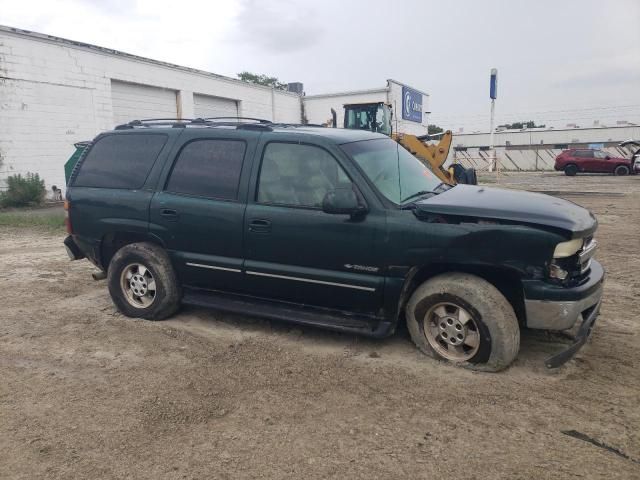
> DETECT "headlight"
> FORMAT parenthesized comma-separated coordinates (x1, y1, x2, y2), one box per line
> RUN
(553, 238, 583, 258)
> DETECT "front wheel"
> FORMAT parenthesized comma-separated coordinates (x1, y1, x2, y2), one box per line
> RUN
(406, 273, 520, 372)
(107, 242, 181, 320)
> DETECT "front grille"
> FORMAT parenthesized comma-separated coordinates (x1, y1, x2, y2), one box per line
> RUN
(578, 238, 597, 274)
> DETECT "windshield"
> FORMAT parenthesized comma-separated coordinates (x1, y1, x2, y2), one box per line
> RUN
(341, 138, 443, 204)
(344, 104, 391, 135)
(345, 106, 376, 131)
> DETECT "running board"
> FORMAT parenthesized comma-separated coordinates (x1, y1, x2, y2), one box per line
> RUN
(182, 287, 391, 337)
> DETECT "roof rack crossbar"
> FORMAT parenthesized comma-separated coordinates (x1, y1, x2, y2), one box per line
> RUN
(115, 118, 195, 130)
(202, 116, 272, 124)
(130, 118, 194, 124)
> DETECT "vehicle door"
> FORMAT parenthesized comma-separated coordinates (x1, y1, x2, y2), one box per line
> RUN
(593, 150, 613, 172)
(243, 136, 387, 315)
(574, 149, 595, 172)
(149, 129, 259, 292)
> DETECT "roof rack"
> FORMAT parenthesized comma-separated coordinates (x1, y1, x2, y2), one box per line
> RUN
(113, 117, 328, 131)
(114, 118, 195, 130)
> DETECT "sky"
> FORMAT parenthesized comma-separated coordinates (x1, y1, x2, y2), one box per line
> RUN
(1, 0, 639, 132)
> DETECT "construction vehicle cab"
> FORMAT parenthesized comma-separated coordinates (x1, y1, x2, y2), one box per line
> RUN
(343, 102, 392, 135)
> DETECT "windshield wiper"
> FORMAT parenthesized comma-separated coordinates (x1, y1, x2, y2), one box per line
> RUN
(433, 182, 450, 192)
(400, 190, 437, 204)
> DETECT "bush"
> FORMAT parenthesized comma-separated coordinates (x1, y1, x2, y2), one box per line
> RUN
(0, 173, 46, 208)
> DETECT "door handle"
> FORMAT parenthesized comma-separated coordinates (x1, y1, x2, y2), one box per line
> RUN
(160, 208, 178, 219)
(249, 219, 271, 233)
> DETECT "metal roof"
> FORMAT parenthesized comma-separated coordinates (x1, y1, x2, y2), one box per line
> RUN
(0, 24, 301, 97)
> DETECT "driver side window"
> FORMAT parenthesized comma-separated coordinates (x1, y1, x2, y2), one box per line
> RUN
(257, 142, 351, 208)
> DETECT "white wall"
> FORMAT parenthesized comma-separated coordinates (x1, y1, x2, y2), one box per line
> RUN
(452, 125, 640, 148)
(302, 80, 430, 137)
(387, 80, 430, 136)
(447, 125, 640, 171)
(451, 144, 639, 172)
(0, 26, 301, 193)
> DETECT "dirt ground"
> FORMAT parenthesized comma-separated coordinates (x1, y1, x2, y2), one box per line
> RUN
(1, 172, 639, 479)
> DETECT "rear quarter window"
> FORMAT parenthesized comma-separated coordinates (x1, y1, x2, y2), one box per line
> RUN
(73, 134, 167, 189)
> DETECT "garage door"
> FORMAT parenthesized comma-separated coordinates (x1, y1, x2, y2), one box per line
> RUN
(111, 80, 177, 126)
(194, 93, 238, 119)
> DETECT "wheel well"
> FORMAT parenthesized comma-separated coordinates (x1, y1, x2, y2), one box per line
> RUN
(100, 232, 164, 271)
(398, 264, 526, 328)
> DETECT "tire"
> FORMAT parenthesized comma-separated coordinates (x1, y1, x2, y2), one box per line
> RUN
(564, 164, 578, 176)
(107, 242, 181, 320)
(614, 165, 630, 176)
(405, 273, 520, 372)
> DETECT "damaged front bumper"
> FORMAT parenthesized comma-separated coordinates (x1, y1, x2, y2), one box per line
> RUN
(523, 260, 605, 368)
(543, 299, 601, 368)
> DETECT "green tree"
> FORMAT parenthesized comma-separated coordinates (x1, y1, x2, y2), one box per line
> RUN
(428, 124, 444, 135)
(237, 72, 288, 90)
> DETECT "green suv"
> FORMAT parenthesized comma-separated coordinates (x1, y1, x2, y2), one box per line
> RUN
(64, 118, 604, 371)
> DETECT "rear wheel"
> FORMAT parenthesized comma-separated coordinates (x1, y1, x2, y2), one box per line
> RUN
(564, 164, 578, 176)
(614, 165, 630, 176)
(107, 242, 180, 320)
(406, 273, 520, 372)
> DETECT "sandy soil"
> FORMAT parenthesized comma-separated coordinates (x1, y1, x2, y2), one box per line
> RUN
(1, 172, 639, 479)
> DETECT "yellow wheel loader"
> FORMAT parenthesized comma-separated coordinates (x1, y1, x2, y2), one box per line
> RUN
(331, 103, 477, 185)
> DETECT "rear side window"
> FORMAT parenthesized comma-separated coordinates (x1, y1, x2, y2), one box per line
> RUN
(574, 150, 593, 158)
(166, 139, 246, 200)
(74, 134, 167, 189)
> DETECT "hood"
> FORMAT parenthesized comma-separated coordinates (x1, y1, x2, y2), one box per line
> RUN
(414, 185, 597, 238)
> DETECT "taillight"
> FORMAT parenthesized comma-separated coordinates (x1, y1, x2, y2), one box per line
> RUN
(64, 200, 73, 234)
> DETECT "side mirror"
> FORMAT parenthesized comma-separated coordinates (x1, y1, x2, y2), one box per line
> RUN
(605, 155, 611, 160)
(322, 187, 367, 216)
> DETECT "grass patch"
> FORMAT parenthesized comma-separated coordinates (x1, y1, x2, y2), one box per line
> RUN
(0, 210, 65, 230)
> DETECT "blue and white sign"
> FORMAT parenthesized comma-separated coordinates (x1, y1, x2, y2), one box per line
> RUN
(402, 86, 423, 123)
(489, 68, 498, 99)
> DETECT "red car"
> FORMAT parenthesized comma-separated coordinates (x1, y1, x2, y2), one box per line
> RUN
(554, 148, 634, 176)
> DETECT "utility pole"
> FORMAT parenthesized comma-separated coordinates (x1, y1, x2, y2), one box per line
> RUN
(489, 68, 498, 173)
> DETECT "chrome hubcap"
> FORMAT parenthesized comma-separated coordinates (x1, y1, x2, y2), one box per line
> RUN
(120, 263, 156, 308)
(423, 302, 480, 361)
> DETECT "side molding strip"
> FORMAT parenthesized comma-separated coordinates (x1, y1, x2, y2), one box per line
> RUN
(246, 270, 376, 292)
(186, 262, 242, 273)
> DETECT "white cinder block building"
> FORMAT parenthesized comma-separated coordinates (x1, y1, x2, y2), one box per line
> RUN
(0, 25, 302, 193)
(303, 80, 430, 136)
